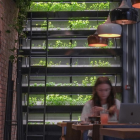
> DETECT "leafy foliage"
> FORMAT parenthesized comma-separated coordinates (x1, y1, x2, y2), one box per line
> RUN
(68, 20, 90, 29)
(30, 2, 109, 11)
(8, 0, 32, 62)
(28, 94, 92, 106)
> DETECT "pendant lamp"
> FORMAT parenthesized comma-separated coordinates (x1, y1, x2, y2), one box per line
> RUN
(88, 32, 108, 47)
(110, 0, 138, 25)
(97, 16, 122, 38)
(131, 0, 140, 8)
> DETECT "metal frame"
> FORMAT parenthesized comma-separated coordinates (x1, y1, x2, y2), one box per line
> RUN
(18, 1, 123, 139)
(4, 61, 14, 140)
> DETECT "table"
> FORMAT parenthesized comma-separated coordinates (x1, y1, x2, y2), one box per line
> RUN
(72, 124, 93, 131)
(72, 123, 132, 140)
(100, 128, 140, 139)
(72, 122, 119, 131)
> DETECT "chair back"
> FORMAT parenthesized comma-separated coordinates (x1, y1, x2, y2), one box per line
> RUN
(65, 122, 81, 140)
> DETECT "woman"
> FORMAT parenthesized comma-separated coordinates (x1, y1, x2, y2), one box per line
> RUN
(81, 77, 121, 140)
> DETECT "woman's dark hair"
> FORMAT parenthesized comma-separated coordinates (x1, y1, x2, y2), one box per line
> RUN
(92, 77, 115, 116)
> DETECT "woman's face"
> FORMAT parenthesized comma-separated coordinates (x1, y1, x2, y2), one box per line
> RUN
(96, 83, 111, 101)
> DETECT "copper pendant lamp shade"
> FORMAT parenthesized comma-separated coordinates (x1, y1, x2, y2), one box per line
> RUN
(110, 0, 138, 25)
(131, 0, 140, 8)
(88, 34, 108, 47)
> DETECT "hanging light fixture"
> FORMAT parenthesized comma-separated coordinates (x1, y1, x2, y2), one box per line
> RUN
(97, 16, 122, 38)
(131, 0, 140, 8)
(87, 1, 108, 47)
(88, 32, 108, 47)
(110, 0, 138, 25)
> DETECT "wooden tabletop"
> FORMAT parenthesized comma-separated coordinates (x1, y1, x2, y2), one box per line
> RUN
(100, 128, 140, 139)
(72, 124, 93, 131)
(57, 122, 67, 127)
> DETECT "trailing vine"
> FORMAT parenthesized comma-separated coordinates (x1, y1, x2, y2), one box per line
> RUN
(9, 0, 32, 62)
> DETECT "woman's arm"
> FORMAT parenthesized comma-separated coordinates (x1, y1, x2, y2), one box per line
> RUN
(81, 101, 93, 121)
(108, 105, 119, 120)
(92, 106, 104, 116)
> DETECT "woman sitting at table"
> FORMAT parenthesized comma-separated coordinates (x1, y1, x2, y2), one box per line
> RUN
(81, 77, 121, 140)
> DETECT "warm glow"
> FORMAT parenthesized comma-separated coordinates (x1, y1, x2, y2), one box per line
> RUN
(132, 3, 140, 8)
(98, 34, 121, 38)
(88, 44, 107, 47)
(113, 20, 135, 25)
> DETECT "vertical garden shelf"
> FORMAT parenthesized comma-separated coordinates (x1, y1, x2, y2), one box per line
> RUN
(18, 1, 122, 140)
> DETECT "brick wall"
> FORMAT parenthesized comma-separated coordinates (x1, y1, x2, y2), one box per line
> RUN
(0, 0, 18, 140)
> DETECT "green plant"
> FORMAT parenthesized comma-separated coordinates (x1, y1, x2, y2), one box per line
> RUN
(44, 94, 92, 105)
(30, 2, 110, 11)
(30, 2, 87, 11)
(57, 83, 63, 86)
(90, 60, 111, 67)
(38, 83, 44, 87)
(29, 97, 37, 106)
(30, 2, 51, 11)
(48, 61, 54, 66)
(46, 82, 55, 87)
(74, 60, 78, 66)
(40, 97, 44, 105)
(34, 83, 37, 87)
(90, 76, 97, 86)
(88, 2, 109, 11)
(48, 40, 77, 48)
(41, 21, 55, 30)
(83, 42, 89, 48)
(8, 0, 32, 62)
(66, 63, 69, 65)
(73, 81, 78, 86)
(101, 40, 114, 49)
(82, 76, 97, 86)
(35, 24, 38, 30)
(68, 20, 90, 29)
(93, 20, 106, 29)
(45, 122, 51, 124)
(42, 41, 46, 49)
(28, 122, 33, 125)
(82, 77, 89, 86)
(33, 60, 63, 67)
(78, 116, 81, 121)
(71, 2, 86, 11)
(90, 61, 94, 66)
(57, 27, 61, 30)
(32, 76, 98, 87)
(71, 41, 77, 48)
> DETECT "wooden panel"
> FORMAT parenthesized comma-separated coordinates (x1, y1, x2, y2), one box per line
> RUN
(100, 128, 140, 139)
(66, 122, 81, 140)
(72, 124, 93, 131)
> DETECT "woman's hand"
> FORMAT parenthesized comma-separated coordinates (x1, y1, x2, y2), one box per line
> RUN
(108, 105, 119, 120)
(92, 106, 104, 116)
(108, 105, 116, 114)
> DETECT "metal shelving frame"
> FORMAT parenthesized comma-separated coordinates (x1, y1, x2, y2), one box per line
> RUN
(17, 1, 123, 140)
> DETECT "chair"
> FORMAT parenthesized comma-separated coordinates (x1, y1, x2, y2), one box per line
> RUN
(61, 122, 81, 140)
(92, 124, 101, 140)
(65, 122, 81, 140)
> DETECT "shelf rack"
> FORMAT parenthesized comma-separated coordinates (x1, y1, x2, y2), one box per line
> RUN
(17, 1, 123, 140)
